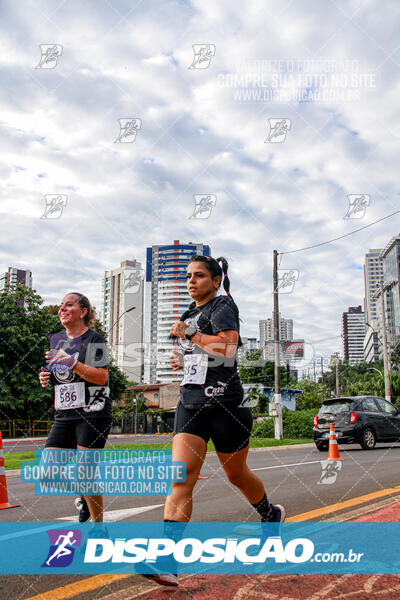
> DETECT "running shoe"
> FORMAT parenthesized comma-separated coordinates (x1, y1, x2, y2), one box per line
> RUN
(263, 503, 286, 539)
(74, 496, 91, 522)
(268, 504, 286, 523)
(141, 573, 178, 587)
(140, 555, 178, 587)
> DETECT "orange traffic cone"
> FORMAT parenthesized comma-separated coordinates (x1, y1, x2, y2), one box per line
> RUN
(327, 423, 342, 461)
(0, 432, 20, 509)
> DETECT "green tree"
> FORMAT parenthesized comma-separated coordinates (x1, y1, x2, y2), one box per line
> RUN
(322, 359, 396, 400)
(293, 379, 330, 410)
(392, 339, 400, 370)
(0, 285, 60, 421)
(238, 351, 287, 386)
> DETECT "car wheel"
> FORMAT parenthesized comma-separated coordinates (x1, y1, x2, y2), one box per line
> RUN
(360, 427, 376, 450)
(316, 442, 329, 452)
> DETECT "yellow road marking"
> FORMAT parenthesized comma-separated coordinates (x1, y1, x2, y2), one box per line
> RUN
(24, 575, 131, 600)
(23, 485, 400, 600)
(287, 484, 400, 521)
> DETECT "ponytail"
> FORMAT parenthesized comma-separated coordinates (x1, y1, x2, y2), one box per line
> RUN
(216, 256, 230, 296)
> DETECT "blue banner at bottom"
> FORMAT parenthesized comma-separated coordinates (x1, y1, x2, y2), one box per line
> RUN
(0, 522, 398, 574)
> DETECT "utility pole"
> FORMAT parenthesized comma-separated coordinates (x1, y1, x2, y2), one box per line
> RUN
(380, 279, 391, 402)
(313, 360, 316, 382)
(273, 250, 283, 439)
(335, 353, 339, 396)
(320, 356, 324, 383)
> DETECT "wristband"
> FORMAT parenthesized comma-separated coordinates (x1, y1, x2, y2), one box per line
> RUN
(70, 358, 78, 370)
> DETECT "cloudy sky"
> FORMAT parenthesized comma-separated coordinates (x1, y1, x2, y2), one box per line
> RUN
(1, 0, 399, 373)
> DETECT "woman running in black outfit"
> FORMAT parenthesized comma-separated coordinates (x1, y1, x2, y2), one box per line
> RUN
(146, 255, 285, 587)
(38, 292, 112, 523)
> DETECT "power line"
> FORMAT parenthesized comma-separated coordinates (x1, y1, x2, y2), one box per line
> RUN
(279, 210, 400, 255)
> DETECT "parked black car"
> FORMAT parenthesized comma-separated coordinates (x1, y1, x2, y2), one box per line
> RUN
(313, 396, 400, 451)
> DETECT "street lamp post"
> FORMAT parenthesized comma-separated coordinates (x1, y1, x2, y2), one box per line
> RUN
(379, 280, 391, 402)
(106, 306, 136, 337)
(369, 280, 391, 402)
(272, 250, 283, 439)
(106, 305, 136, 377)
(133, 397, 137, 435)
(368, 367, 384, 379)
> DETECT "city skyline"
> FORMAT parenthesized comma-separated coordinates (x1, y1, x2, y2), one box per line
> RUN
(4, 227, 395, 372)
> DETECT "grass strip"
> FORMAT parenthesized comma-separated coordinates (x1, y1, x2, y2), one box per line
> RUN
(5, 438, 313, 470)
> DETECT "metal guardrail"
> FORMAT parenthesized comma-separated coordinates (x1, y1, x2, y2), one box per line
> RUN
(0, 420, 52, 438)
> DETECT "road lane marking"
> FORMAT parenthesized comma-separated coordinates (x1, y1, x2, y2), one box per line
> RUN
(57, 504, 164, 522)
(23, 575, 131, 600)
(287, 484, 400, 521)
(323, 494, 400, 521)
(0, 505, 164, 542)
(252, 460, 322, 471)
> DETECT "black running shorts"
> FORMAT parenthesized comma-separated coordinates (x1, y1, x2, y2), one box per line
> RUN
(173, 399, 253, 453)
(45, 418, 112, 449)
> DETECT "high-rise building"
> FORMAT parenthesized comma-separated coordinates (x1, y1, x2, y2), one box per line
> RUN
(363, 249, 383, 363)
(342, 306, 366, 364)
(259, 314, 293, 348)
(380, 233, 400, 352)
(0, 267, 32, 293)
(100, 260, 144, 382)
(364, 249, 383, 324)
(144, 241, 210, 383)
(0, 267, 32, 307)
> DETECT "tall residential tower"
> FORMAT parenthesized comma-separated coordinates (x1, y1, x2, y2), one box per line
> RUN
(144, 240, 210, 383)
(342, 306, 366, 364)
(101, 260, 144, 382)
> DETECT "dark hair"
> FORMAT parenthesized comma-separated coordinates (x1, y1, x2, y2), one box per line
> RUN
(69, 292, 95, 327)
(189, 254, 231, 293)
(188, 255, 242, 346)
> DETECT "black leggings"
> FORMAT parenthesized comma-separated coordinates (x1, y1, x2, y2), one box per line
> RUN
(173, 399, 253, 453)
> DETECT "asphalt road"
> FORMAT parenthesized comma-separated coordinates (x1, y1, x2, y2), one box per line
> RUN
(2, 442, 400, 599)
(3, 442, 400, 522)
(2, 434, 173, 453)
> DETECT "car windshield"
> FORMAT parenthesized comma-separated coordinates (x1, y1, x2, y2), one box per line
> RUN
(320, 401, 352, 415)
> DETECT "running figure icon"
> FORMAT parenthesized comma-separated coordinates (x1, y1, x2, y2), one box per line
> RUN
(45, 531, 77, 566)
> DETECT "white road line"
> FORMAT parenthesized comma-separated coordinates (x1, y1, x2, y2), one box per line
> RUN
(251, 460, 322, 471)
(57, 503, 164, 522)
(0, 504, 164, 542)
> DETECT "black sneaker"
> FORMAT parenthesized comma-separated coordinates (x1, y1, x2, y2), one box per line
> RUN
(75, 496, 90, 522)
(268, 504, 286, 523)
(260, 504, 286, 541)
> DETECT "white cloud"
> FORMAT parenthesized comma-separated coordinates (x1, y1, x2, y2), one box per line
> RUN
(0, 0, 399, 374)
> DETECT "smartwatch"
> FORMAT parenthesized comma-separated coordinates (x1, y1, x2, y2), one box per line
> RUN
(185, 323, 198, 341)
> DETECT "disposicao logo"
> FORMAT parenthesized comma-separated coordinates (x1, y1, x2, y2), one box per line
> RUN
(84, 536, 315, 564)
(42, 529, 82, 568)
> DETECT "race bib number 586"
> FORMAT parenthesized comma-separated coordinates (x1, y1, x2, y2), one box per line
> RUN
(54, 382, 85, 410)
